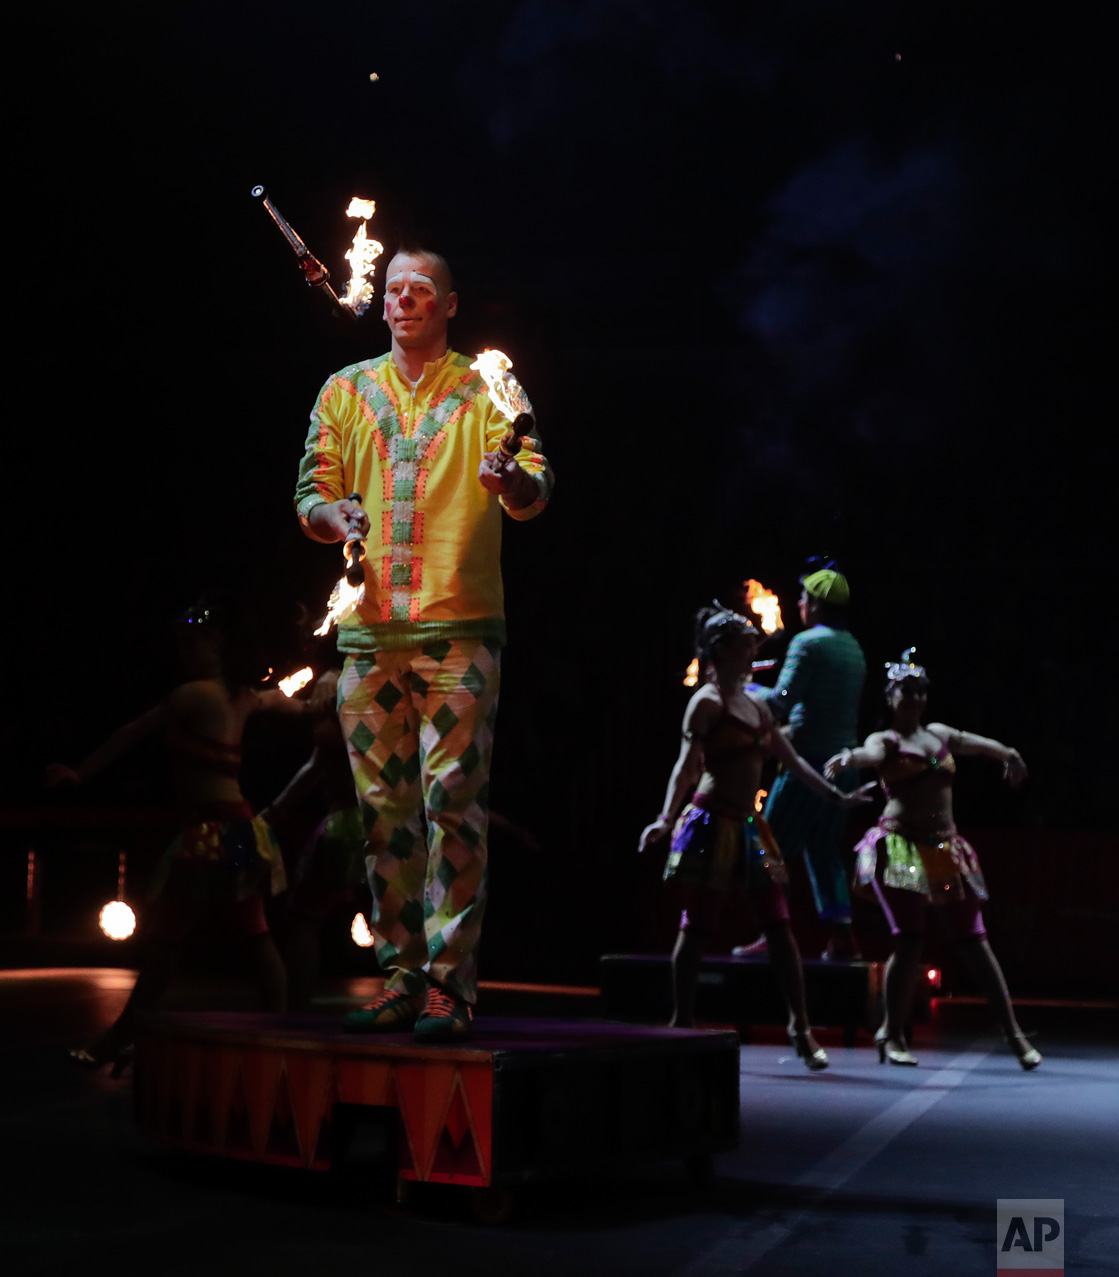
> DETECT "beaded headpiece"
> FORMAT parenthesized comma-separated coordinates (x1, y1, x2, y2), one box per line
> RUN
(696, 602, 760, 661)
(884, 646, 928, 684)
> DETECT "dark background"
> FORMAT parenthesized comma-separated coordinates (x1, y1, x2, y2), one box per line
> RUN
(6, 2, 1110, 982)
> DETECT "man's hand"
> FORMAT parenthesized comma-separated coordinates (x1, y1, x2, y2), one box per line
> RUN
(478, 452, 537, 509)
(307, 498, 370, 544)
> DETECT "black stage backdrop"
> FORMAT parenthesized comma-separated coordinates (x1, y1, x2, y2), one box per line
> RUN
(6, 2, 1109, 980)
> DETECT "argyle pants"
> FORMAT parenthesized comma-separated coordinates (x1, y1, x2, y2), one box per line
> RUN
(338, 639, 501, 1004)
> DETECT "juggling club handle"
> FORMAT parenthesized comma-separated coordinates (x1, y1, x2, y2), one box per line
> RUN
(344, 491, 366, 586)
(499, 411, 536, 458)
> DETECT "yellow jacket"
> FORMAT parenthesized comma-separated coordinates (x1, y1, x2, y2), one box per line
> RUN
(295, 349, 551, 652)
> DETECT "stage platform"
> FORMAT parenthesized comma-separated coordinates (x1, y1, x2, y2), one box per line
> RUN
(134, 1012, 739, 1217)
(600, 952, 890, 1045)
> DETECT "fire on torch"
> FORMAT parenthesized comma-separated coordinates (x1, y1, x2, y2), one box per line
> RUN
(314, 493, 368, 637)
(278, 667, 314, 697)
(470, 349, 536, 458)
(251, 186, 383, 320)
(683, 656, 775, 686)
(744, 579, 784, 635)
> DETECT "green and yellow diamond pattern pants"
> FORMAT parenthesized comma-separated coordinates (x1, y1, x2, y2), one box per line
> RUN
(338, 639, 501, 1005)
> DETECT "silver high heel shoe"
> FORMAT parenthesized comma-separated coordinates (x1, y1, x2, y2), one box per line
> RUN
(788, 1027, 829, 1070)
(874, 1028, 917, 1066)
(1008, 1033, 1042, 1071)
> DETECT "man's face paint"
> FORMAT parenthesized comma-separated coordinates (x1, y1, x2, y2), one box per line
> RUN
(382, 254, 457, 350)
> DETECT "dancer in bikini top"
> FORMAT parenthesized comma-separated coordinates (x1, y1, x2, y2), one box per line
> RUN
(824, 648, 1039, 1071)
(638, 603, 871, 1061)
(46, 595, 310, 1072)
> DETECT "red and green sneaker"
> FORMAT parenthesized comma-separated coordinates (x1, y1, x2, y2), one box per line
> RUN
(343, 986, 423, 1033)
(414, 985, 472, 1041)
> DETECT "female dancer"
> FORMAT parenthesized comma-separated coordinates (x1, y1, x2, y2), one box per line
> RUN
(48, 599, 301, 1072)
(639, 605, 871, 1068)
(825, 649, 1040, 1070)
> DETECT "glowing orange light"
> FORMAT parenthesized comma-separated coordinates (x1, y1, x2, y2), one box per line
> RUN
(744, 579, 783, 634)
(351, 912, 375, 948)
(470, 349, 533, 423)
(754, 789, 768, 813)
(278, 666, 314, 697)
(338, 197, 384, 315)
(683, 657, 700, 687)
(99, 900, 136, 940)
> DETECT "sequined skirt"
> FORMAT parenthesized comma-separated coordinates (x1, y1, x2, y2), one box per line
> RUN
(150, 801, 286, 904)
(853, 817, 987, 904)
(664, 794, 789, 891)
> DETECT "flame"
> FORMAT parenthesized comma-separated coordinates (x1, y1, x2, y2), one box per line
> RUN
(754, 789, 767, 813)
(744, 579, 783, 634)
(683, 657, 700, 687)
(278, 666, 314, 697)
(470, 349, 533, 423)
(99, 899, 136, 940)
(351, 912, 375, 948)
(339, 197, 384, 315)
(313, 577, 365, 636)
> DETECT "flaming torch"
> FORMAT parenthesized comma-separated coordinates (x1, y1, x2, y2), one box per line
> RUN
(250, 184, 356, 319)
(682, 654, 775, 686)
(744, 579, 784, 635)
(470, 348, 536, 458)
(278, 667, 314, 697)
(313, 493, 367, 636)
(338, 197, 384, 316)
(351, 912, 375, 948)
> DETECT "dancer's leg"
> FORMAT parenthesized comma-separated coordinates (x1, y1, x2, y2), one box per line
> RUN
(954, 931, 1041, 1067)
(670, 925, 703, 1028)
(765, 922, 811, 1034)
(882, 933, 925, 1040)
(100, 940, 181, 1050)
(671, 887, 722, 1028)
(955, 937, 1026, 1038)
(764, 920, 829, 1067)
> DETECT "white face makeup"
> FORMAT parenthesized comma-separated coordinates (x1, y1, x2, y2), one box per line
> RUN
(382, 253, 457, 353)
(385, 269, 437, 292)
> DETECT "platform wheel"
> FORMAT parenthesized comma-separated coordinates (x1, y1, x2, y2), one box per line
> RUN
(470, 1185, 516, 1226)
(684, 1152, 714, 1188)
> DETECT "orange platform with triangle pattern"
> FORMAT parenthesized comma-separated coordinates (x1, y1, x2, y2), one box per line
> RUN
(134, 1013, 739, 1190)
